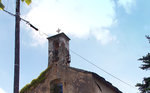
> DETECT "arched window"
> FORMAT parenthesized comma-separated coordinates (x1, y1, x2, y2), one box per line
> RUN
(50, 79, 63, 93)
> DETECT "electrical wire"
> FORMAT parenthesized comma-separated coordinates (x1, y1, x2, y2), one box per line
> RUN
(70, 49, 137, 90)
(3, 9, 49, 37)
(3, 9, 15, 16)
(2, 9, 138, 91)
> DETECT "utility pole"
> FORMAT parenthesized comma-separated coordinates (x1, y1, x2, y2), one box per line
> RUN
(14, 0, 20, 92)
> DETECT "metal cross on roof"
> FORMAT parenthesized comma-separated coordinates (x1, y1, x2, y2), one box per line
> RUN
(56, 28, 61, 34)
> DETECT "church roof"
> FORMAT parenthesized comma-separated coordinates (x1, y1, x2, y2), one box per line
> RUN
(47, 32, 70, 40)
(69, 67, 122, 93)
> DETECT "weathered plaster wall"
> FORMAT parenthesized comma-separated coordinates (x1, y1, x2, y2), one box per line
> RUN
(94, 78, 117, 93)
(48, 35, 70, 66)
(25, 64, 93, 93)
(24, 64, 119, 93)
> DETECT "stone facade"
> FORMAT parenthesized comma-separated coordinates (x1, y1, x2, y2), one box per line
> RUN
(47, 33, 70, 66)
(20, 33, 122, 93)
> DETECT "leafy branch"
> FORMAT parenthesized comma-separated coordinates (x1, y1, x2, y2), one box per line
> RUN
(0, 0, 31, 10)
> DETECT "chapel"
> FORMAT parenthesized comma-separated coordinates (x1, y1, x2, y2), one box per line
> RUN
(20, 33, 122, 93)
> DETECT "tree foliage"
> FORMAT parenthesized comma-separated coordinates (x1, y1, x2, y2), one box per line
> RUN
(139, 53, 150, 70)
(0, 0, 31, 10)
(0, 0, 4, 10)
(136, 36, 150, 93)
(21, 0, 32, 5)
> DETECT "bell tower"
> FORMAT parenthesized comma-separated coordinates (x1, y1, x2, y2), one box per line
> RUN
(47, 33, 70, 66)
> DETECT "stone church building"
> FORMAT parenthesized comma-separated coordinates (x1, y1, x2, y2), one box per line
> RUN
(20, 33, 122, 93)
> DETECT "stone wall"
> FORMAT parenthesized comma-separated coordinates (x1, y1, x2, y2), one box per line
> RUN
(23, 64, 119, 93)
(48, 33, 70, 67)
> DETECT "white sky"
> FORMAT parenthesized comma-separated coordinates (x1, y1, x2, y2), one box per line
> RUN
(0, 88, 6, 93)
(24, 0, 135, 46)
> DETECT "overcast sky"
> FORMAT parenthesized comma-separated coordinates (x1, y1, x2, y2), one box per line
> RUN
(0, 0, 150, 93)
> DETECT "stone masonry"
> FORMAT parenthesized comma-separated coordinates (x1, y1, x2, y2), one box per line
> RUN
(20, 33, 122, 93)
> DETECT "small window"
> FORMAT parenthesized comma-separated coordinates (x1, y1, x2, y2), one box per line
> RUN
(50, 79, 63, 93)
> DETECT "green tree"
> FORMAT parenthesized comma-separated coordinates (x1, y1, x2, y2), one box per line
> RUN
(136, 36, 150, 93)
(0, 0, 31, 10)
(0, 0, 4, 10)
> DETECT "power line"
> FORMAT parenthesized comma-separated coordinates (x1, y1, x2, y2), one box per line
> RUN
(2, 9, 137, 91)
(70, 49, 137, 90)
(3, 9, 15, 16)
(3, 9, 49, 37)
